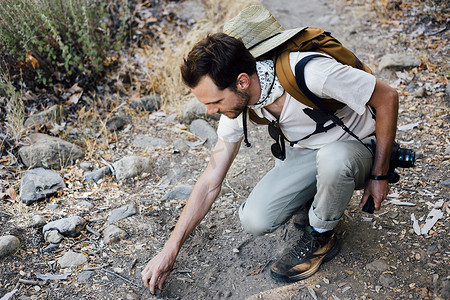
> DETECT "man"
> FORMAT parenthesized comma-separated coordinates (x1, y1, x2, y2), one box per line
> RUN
(142, 5, 398, 293)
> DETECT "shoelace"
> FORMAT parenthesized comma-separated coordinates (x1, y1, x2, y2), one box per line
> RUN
(290, 233, 319, 259)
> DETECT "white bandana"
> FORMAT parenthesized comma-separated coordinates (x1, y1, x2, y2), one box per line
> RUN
(251, 60, 284, 110)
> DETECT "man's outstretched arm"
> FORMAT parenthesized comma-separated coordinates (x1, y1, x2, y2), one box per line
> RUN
(361, 79, 399, 211)
(141, 138, 241, 294)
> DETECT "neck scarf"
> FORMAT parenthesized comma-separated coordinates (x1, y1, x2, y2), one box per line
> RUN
(250, 60, 284, 110)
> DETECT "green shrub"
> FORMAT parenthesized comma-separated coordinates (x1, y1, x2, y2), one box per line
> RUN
(0, 0, 130, 88)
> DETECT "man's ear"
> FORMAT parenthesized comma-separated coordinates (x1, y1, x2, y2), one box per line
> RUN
(236, 73, 250, 90)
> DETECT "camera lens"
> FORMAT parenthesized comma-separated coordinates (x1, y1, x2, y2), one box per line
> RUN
(397, 148, 415, 168)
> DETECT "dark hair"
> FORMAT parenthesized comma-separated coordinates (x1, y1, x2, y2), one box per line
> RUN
(181, 33, 256, 90)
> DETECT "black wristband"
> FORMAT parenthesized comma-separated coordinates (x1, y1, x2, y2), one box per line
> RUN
(369, 174, 388, 180)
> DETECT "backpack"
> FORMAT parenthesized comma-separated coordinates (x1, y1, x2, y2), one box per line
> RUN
(248, 27, 373, 125)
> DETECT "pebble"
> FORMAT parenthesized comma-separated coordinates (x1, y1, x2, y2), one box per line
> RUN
(162, 185, 194, 201)
(31, 214, 47, 227)
(57, 251, 88, 268)
(365, 260, 389, 272)
(103, 225, 127, 244)
(77, 270, 95, 282)
(43, 216, 86, 237)
(189, 119, 218, 149)
(44, 230, 64, 244)
(107, 204, 137, 224)
(113, 156, 153, 180)
(0, 235, 20, 257)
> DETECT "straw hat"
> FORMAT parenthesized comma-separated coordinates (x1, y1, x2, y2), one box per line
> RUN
(223, 5, 306, 58)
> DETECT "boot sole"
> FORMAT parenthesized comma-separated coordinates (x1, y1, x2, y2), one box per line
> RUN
(270, 239, 340, 282)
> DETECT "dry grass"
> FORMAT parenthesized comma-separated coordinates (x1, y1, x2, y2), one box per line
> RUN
(139, 0, 259, 113)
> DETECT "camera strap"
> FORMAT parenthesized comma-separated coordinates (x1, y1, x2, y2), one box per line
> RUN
(294, 54, 374, 153)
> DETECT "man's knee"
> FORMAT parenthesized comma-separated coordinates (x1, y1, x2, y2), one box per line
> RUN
(239, 203, 273, 236)
(316, 142, 353, 176)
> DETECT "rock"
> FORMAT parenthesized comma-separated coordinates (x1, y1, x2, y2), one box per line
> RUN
(106, 115, 128, 131)
(44, 230, 64, 244)
(189, 119, 218, 149)
(167, 0, 206, 21)
(444, 147, 450, 156)
(365, 260, 389, 272)
(439, 178, 450, 188)
(0, 235, 20, 257)
(24, 105, 65, 127)
(173, 138, 190, 152)
(182, 96, 220, 123)
(58, 251, 87, 268)
(79, 162, 92, 171)
(378, 54, 421, 71)
(113, 156, 152, 180)
(132, 134, 167, 149)
(162, 185, 194, 200)
(43, 243, 59, 253)
(130, 95, 161, 112)
(43, 216, 86, 237)
(379, 273, 395, 287)
(77, 270, 95, 282)
(19, 168, 66, 205)
(412, 87, 426, 98)
(84, 166, 111, 183)
(103, 225, 127, 244)
(31, 214, 47, 227)
(18, 134, 84, 170)
(441, 280, 450, 299)
(107, 204, 137, 224)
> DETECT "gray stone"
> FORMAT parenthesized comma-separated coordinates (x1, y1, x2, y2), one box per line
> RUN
(173, 139, 190, 152)
(18, 134, 84, 170)
(43, 243, 59, 253)
(439, 178, 450, 188)
(365, 260, 389, 272)
(79, 162, 92, 171)
(84, 166, 111, 183)
(167, 0, 206, 21)
(107, 204, 137, 224)
(31, 214, 47, 227)
(379, 273, 395, 287)
(103, 225, 127, 244)
(441, 280, 450, 299)
(444, 147, 450, 156)
(162, 185, 194, 200)
(113, 156, 152, 180)
(132, 135, 167, 149)
(19, 168, 66, 205)
(0, 235, 20, 257)
(24, 105, 65, 127)
(130, 95, 161, 112)
(43, 216, 86, 237)
(412, 87, 426, 98)
(182, 96, 220, 123)
(189, 119, 218, 149)
(58, 251, 87, 268)
(44, 230, 64, 243)
(106, 115, 128, 131)
(378, 54, 421, 71)
(77, 270, 95, 282)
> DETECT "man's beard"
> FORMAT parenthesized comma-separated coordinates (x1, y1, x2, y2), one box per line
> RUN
(223, 90, 250, 119)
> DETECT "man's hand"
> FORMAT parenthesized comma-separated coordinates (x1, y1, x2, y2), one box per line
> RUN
(360, 179, 389, 211)
(141, 248, 176, 294)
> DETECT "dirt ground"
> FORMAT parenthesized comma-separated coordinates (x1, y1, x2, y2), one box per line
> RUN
(1, 0, 449, 299)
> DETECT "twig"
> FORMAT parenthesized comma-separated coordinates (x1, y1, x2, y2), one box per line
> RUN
(102, 269, 141, 289)
(85, 224, 101, 237)
(18, 279, 41, 285)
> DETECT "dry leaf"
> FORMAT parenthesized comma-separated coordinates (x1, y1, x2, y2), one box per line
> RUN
(25, 51, 39, 69)
(6, 187, 17, 201)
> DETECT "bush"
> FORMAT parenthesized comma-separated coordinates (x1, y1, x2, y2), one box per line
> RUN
(0, 0, 130, 88)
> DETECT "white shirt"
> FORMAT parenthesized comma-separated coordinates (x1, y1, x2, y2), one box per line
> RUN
(217, 52, 377, 149)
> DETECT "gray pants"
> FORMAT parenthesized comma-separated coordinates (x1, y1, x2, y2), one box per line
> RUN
(239, 138, 375, 235)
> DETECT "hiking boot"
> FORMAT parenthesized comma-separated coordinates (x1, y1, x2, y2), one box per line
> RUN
(270, 226, 339, 282)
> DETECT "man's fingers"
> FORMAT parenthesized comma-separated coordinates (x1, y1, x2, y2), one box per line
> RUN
(159, 272, 170, 290)
(149, 271, 160, 295)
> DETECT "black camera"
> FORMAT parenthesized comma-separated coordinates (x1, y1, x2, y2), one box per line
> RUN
(363, 141, 416, 213)
(386, 142, 416, 183)
(367, 141, 415, 183)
